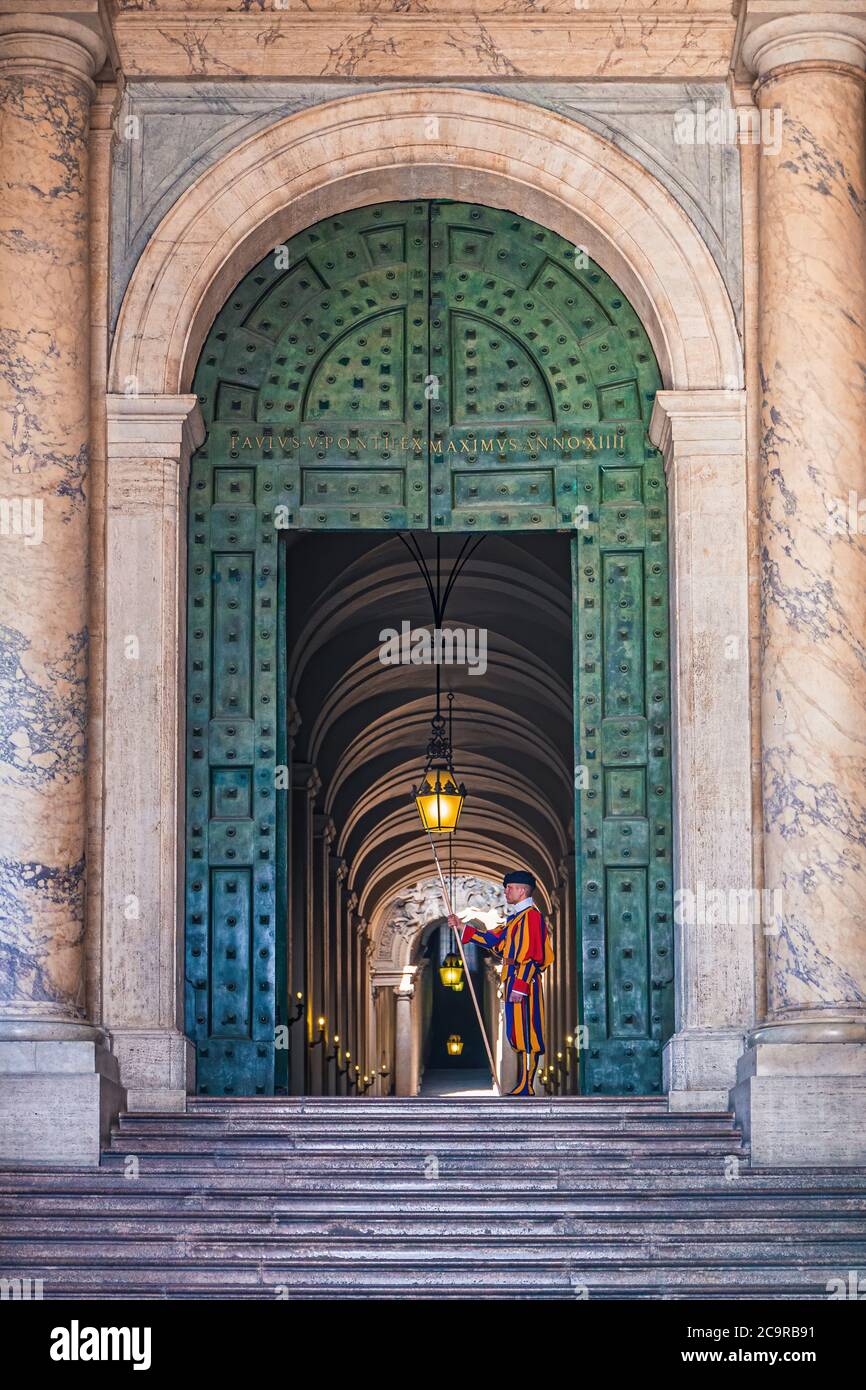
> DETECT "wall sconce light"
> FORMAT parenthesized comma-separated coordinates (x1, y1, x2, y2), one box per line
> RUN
(326, 1033, 341, 1065)
(310, 1015, 327, 1048)
(287, 991, 304, 1027)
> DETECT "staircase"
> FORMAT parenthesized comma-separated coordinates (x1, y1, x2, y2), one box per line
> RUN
(2, 1097, 866, 1299)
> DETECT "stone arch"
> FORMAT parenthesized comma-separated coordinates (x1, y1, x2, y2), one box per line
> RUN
(370, 874, 506, 1096)
(371, 874, 505, 974)
(109, 87, 742, 397)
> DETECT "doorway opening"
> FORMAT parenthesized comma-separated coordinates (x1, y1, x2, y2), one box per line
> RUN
(280, 528, 576, 1099)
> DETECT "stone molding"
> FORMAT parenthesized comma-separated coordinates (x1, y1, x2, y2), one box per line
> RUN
(103, 5, 736, 83)
(0, 13, 106, 87)
(106, 393, 205, 460)
(736, 6, 866, 80)
(650, 389, 747, 477)
(108, 79, 744, 333)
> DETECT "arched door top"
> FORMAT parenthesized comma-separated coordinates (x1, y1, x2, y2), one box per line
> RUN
(193, 200, 662, 532)
(109, 87, 742, 401)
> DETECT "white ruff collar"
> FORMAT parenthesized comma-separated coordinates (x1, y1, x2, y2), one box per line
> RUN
(506, 895, 535, 919)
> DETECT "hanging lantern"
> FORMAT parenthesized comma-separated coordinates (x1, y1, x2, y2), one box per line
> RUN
(397, 538, 479, 836)
(412, 712, 466, 834)
(439, 952, 463, 989)
(446, 1034, 464, 1057)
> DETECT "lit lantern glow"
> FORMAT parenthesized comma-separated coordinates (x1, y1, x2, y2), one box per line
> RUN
(411, 710, 466, 835)
(439, 952, 463, 989)
(446, 1034, 464, 1057)
(413, 765, 465, 834)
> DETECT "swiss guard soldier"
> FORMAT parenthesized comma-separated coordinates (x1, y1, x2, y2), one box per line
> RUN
(449, 869, 553, 1096)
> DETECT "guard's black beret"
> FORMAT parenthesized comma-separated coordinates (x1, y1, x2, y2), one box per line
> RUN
(503, 870, 536, 891)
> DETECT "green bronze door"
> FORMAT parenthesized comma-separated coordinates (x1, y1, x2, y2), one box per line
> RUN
(185, 199, 673, 1096)
(571, 423, 674, 1095)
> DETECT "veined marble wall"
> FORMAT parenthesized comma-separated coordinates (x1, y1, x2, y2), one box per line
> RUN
(109, 79, 743, 335)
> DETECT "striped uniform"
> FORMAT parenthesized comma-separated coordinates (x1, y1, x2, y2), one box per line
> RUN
(462, 906, 554, 1055)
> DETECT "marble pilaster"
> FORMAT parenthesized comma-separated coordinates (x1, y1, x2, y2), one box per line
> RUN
(102, 394, 204, 1111)
(649, 390, 755, 1109)
(86, 82, 117, 1026)
(0, 14, 123, 1164)
(732, 14, 866, 1163)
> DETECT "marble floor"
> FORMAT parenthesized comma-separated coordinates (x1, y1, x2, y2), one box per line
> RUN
(419, 1068, 498, 1097)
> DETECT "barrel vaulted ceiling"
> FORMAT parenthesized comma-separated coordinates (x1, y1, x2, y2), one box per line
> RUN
(284, 532, 573, 931)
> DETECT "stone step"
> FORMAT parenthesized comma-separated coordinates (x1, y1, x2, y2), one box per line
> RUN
(8, 1162, 840, 1192)
(5, 1195, 866, 1228)
(92, 1156, 745, 1179)
(114, 1117, 740, 1139)
(114, 1104, 739, 1127)
(5, 1234, 865, 1266)
(3, 1096, 863, 1301)
(186, 1097, 672, 1115)
(4, 1178, 864, 1204)
(3, 1167, 864, 1194)
(107, 1134, 745, 1156)
(4, 1212, 864, 1239)
(0, 1254, 851, 1299)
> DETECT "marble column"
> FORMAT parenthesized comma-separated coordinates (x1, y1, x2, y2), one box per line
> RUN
(289, 762, 315, 1095)
(409, 957, 427, 1095)
(310, 814, 333, 1095)
(394, 980, 416, 1097)
(327, 856, 346, 1095)
(379, 979, 394, 1096)
(338, 888, 357, 1097)
(734, 13, 866, 1164)
(0, 14, 124, 1164)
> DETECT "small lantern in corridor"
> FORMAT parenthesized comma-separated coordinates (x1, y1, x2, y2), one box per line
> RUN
(439, 952, 463, 989)
(446, 1034, 464, 1057)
